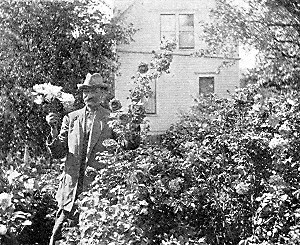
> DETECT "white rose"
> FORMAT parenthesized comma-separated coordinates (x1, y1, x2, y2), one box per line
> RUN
(287, 99, 296, 106)
(253, 94, 262, 101)
(269, 135, 289, 149)
(252, 103, 261, 112)
(33, 95, 44, 105)
(0, 192, 12, 210)
(235, 182, 250, 195)
(24, 178, 35, 190)
(278, 121, 291, 133)
(0, 224, 7, 235)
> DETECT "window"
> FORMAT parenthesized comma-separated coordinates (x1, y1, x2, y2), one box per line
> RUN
(179, 14, 194, 49)
(199, 77, 214, 95)
(144, 79, 156, 114)
(160, 14, 195, 49)
(160, 14, 176, 44)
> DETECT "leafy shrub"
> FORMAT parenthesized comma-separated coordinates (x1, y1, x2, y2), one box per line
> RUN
(162, 84, 300, 244)
(62, 148, 210, 244)
(60, 83, 300, 244)
(0, 154, 60, 245)
(0, 0, 136, 155)
(60, 42, 177, 245)
(0, 86, 50, 156)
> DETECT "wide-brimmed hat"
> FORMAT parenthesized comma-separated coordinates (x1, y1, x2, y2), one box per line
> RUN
(77, 73, 109, 90)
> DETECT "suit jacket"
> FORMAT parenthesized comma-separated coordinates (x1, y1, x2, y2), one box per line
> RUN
(47, 106, 116, 212)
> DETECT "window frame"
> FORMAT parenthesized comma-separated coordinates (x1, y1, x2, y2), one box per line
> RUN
(178, 14, 195, 49)
(198, 76, 215, 96)
(160, 14, 176, 45)
(160, 13, 195, 50)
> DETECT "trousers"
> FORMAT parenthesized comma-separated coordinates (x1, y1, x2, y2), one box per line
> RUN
(49, 131, 88, 245)
(48, 206, 80, 245)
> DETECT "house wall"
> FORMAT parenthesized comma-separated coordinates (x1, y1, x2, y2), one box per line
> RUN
(115, 0, 240, 134)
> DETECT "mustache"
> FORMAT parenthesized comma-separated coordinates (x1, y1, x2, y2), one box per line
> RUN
(83, 96, 104, 105)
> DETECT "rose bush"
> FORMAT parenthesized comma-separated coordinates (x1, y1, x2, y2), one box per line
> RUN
(3, 48, 298, 244)
(61, 147, 210, 244)
(105, 41, 176, 150)
(162, 83, 300, 244)
(0, 154, 60, 245)
(56, 82, 300, 244)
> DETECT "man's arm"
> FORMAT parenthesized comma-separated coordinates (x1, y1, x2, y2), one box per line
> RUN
(46, 114, 69, 159)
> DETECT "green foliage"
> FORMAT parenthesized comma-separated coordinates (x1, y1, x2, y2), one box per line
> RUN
(0, 0, 134, 90)
(0, 86, 48, 155)
(202, 0, 300, 89)
(107, 41, 176, 149)
(61, 148, 210, 245)
(163, 84, 300, 244)
(58, 84, 300, 244)
(59, 42, 181, 245)
(0, 154, 60, 244)
(0, 0, 135, 154)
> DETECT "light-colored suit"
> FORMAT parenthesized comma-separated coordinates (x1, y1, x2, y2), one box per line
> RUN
(47, 106, 114, 212)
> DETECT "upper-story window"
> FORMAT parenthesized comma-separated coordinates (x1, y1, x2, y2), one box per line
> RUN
(160, 14, 176, 44)
(160, 14, 195, 49)
(179, 14, 194, 49)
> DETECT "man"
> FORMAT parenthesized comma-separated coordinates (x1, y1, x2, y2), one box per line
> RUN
(46, 73, 139, 245)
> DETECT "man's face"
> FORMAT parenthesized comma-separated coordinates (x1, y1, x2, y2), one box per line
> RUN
(82, 87, 107, 108)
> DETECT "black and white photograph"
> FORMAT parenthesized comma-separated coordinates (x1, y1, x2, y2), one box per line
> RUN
(0, 0, 299, 244)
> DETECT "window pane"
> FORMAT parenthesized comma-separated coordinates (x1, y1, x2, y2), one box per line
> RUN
(179, 14, 194, 27)
(161, 32, 176, 43)
(179, 32, 194, 48)
(179, 14, 194, 48)
(161, 14, 176, 32)
(199, 77, 214, 95)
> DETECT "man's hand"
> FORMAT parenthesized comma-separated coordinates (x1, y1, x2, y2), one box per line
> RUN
(46, 113, 60, 138)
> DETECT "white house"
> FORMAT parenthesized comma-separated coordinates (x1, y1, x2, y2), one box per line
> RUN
(114, 0, 240, 135)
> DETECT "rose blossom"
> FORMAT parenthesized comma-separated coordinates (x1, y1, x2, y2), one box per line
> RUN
(109, 99, 122, 112)
(0, 224, 7, 235)
(269, 135, 289, 149)
(235, 182, 250, 195)
(0, 192, 12, 210)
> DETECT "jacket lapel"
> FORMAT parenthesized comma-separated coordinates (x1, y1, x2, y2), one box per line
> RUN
(75, 108, 85, 156)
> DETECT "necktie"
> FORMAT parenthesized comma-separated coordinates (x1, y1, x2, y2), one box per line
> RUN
(86, 110, 95, 134)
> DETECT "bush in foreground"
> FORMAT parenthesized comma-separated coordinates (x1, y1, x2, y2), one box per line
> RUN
(60, 84, 300, 244)
(163, 84, 300, 244)
(0, 155, 60, 245)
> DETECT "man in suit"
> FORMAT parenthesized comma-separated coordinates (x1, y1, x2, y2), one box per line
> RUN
(46, 73, 139, 245)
